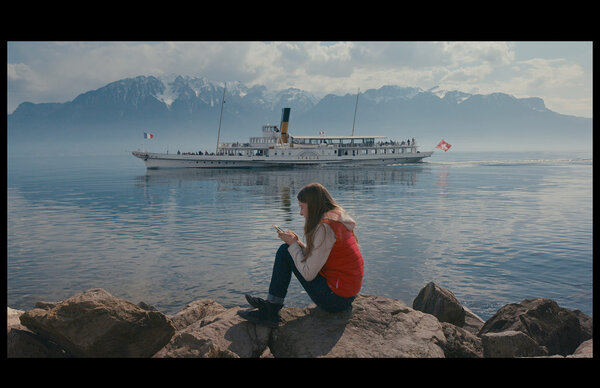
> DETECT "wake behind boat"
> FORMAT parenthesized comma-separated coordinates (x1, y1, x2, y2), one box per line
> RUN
(132, 89, 433, 168)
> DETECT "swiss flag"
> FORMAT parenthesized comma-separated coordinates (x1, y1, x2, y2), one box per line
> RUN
(436, 139, 451, 152)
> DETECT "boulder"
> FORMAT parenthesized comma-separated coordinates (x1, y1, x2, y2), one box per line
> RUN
(8, 286, 592, 358)
(478, 298, 592, 356)
(572, 309, 593, 340)
(19, 288, 175, 357)
(481, 330, 548, 358)
(462, 305, 485, 335)
(566, 339, 593, 358)
(7, 307, 27, 332)
(155, 306, 270, 358)
(7, 307, 68, 358)
(168, 299, 228, 331)
(269, 294, 446, 357)
(158, 294, 447, 358)
(412, 282, 466, 326)
(440, 322, 483, 358)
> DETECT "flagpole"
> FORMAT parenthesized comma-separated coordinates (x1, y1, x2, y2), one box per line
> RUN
(351, 88, 360, 136)
(216, 83, 226, 154)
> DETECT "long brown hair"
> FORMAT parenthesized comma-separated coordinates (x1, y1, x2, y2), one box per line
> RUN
(297, 183, 340, 260)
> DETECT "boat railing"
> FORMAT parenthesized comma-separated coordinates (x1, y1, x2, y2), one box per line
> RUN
(336, 142, 417, 148)
(212, 138, 419, 153)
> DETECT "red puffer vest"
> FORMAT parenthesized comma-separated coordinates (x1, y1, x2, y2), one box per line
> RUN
(319, 219, 364, 297)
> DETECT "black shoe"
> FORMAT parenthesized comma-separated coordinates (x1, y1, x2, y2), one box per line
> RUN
(245, 294, 269, 309)
(238, 296, 283, 328)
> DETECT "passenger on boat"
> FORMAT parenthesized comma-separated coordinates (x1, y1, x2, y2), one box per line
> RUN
(238, 183, 364, 328)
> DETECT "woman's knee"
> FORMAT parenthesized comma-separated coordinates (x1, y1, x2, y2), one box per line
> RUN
(275, 243, 293, 265)
(276, 243, 289, 256)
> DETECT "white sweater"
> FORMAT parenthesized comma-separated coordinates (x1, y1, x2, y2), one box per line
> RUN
(287, 210, 356, 281)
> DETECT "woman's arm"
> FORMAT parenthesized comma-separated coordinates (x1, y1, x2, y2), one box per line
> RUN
(287, 223, 336, 281)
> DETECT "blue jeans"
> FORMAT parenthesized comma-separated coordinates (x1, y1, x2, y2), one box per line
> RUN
(267, 243, 355, 313)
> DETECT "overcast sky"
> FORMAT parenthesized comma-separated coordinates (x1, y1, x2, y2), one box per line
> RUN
(7, 41, 593, 118)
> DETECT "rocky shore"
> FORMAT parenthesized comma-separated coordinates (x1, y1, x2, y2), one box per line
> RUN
(7, 282, 593, 358)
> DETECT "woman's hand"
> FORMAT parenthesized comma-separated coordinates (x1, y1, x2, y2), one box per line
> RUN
(278, 230, 299, 246)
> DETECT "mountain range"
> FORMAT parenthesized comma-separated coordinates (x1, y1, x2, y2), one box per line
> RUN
(7, 75, 592, 155)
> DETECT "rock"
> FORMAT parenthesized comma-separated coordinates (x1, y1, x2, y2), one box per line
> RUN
(19, 288, 175, 357)
(481, 330, 549, 358)
(572, 309, 593, 340)
(412, 282, 485, 337)
(155, 306, 270, 358)
(259, 347, 275, 358)
(158, 294, 448, 358)
(412, 282, 466, 326)
(34, 301, 58, 310)
(8, 286, 593, 358)
(168, 299, 228, 331)
(566, 339, 593, 358)
(7, 307, 26, 332)
(7, 328, 70, 358)
(462, 305, 485, 335)
(478, 298, 592, 356)
(269, 294, 446, 357)
(7, 307, 69, 358)
(137, 301, 158, 311)
(440, 322, 483, 358)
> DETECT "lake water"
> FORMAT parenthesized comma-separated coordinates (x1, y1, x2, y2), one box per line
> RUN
(7, 150, 593, 320)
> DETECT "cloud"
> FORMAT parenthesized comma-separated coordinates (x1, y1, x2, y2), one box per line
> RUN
(8, 62, 44, 91)
(508, 58, 589, 116)
(6, 41, 592, 118)
(8, 62, 35, 82)
(7, 62, 51, 110)
(443, 41, 515, 66)
(512, 58, 585, 91)
(440, 63, 495, 85)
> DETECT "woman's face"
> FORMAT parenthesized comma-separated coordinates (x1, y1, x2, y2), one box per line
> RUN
(298, 201, 308, 218)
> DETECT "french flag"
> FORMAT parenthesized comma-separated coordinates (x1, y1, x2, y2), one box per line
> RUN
(144, 132, 154, 139)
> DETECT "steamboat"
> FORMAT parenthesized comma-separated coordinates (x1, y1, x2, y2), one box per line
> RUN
(132, 93, 433, 168)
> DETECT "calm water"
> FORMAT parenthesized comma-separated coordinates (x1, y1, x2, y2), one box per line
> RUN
(7, 151, 593, 320)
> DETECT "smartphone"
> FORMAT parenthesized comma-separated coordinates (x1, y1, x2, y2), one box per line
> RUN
(273, 224, 284, 233)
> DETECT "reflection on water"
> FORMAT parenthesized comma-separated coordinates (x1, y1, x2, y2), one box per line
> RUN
(136, 165, 425, 222)
(137, 164, 423, 190)
(7, 155, 592, 320)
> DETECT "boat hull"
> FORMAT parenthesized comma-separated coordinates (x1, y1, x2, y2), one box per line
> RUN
(132, 151, 433, 169)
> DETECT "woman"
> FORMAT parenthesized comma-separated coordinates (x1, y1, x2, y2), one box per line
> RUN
(238, 183, 364, 328)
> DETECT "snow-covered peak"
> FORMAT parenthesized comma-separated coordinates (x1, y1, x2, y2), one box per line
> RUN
(100, 75, 549, 118)
(274, 87, 318, 103)
(362, 85, 423, 104)
(222, 80, 248, 97)
(150, 75, 320, 111)
(153, 75, 220, 106)
(427, 85, 447, 98)
(428, 86, 471, 103)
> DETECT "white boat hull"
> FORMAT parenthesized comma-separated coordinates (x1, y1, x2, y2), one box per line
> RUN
(132, 107, 434, 169)
(132, 151, 433, 169)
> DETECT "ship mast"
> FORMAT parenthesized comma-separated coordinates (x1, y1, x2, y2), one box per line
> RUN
(351, 88, 360, 136)
(216, 83, 226, 153)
